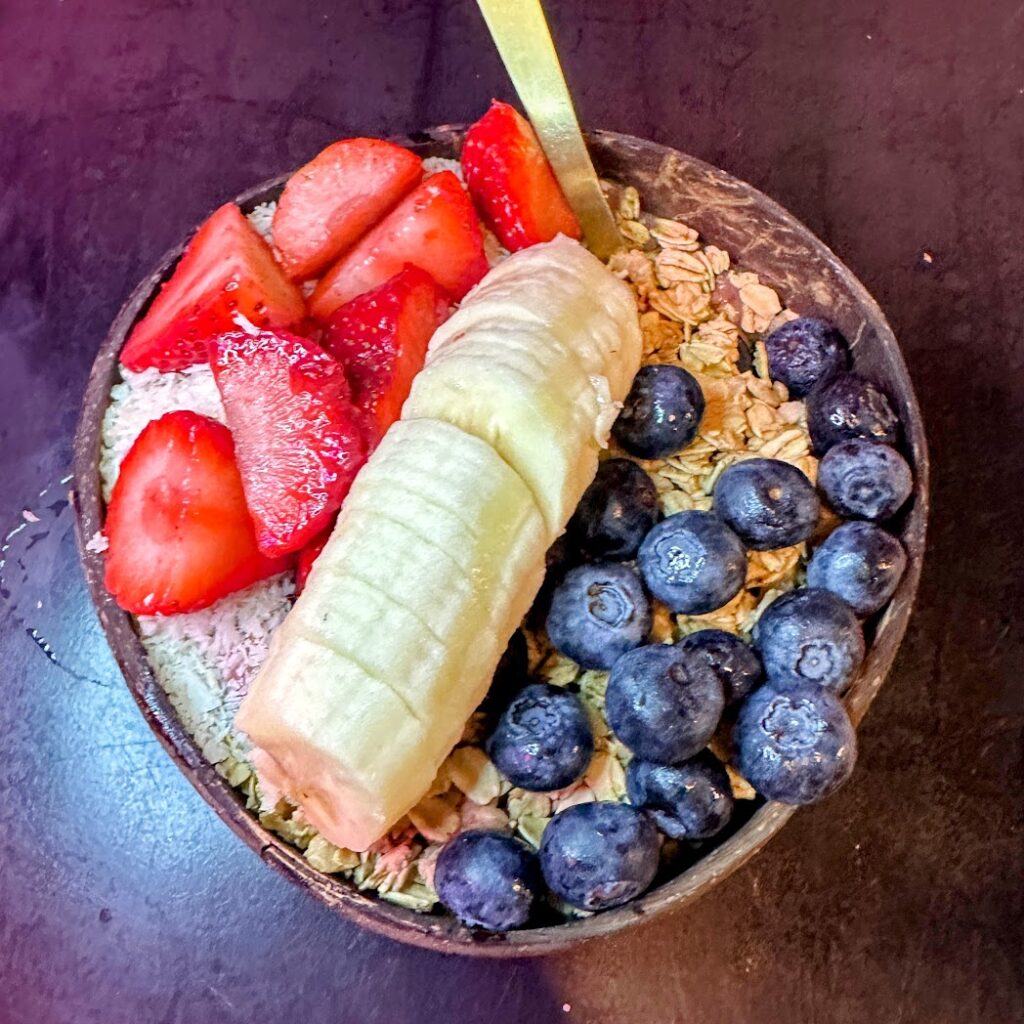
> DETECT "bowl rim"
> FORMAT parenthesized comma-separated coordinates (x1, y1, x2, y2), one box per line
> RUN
(71, 125, 929, 957)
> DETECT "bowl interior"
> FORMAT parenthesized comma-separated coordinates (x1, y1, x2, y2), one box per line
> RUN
(72, 127, 928, 957)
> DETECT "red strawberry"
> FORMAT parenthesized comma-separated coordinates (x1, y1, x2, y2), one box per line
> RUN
(462, 101, 582, 252)
(323, 264, 449, 444)
(295, 522, 334, 595)
(309, 171, 488, 321)
(209, 328, 367, 557)
(121, 204, 306, 374)
(272, 139, 423, 282)
(103, 410, 290, 615)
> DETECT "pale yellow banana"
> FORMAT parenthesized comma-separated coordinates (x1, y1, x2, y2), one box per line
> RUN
(237, 237, 641, 852)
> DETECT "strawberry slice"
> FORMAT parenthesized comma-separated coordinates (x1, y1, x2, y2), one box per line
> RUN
(323, 264, 449, 444)
(272, 138, 423, 282)
(103, 410, 289, 615)
(462, 101, 582, 252)
(121, 204, 306, 374)
(209, 328, 367, 557)
(295, 522, 334, 595)
(309, 171, 488, 321)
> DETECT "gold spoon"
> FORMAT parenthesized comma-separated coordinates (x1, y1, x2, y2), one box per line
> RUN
(475, 0, 623, 259)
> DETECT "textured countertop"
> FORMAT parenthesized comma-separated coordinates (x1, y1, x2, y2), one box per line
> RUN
(1, 1, 1021, 1021)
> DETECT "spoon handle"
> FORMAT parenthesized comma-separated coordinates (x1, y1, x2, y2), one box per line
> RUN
(476, 0, 623, 259)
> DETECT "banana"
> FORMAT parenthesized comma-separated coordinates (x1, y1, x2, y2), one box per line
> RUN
(238, 239, 641, 853)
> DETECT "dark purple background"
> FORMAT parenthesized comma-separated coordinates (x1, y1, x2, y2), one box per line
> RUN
(1, 1, 1021, 1021)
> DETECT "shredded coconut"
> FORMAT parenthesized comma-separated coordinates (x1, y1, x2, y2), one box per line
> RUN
(422, 156, 463, 181)
(247, 201, 276, 246)
(136, 574, 294, 783)
(99, 365, 225, 500)
(85, 530, 109, 554)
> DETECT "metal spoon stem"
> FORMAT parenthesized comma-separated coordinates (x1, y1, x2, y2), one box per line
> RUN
(476, 0, 623, 259)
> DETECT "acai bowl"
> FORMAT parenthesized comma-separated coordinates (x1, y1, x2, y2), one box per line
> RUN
(73, 112, 928, 955)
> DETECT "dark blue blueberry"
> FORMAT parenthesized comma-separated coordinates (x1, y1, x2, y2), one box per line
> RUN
(807, 373, 900, 455)
(754, 588, 865, 693)
(538, 801, 660, 911)
(807, 521, 908, 617)
(818, 438, 913, 521)
(545, 563, 651, 669)
(605, 643, 725, 764)
(762, 317, 850, 398)
(734, 682, 857, 804)
(637, 511, 747, 614)
(679, 628, 764, 704)
(612, 365, 705, 459)
(434, 830, 541, 931)
(545, 532, 578, 578)
(528, 533, 581, 628)
(478, 630, 529, 719)
(487, 683, 593, 791)
(714, 458, 820, 550)
(569, 458, 659, 561)
(626, 750, 734, 840)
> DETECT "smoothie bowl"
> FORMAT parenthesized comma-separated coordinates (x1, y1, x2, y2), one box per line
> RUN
(73, 111, 928, 956)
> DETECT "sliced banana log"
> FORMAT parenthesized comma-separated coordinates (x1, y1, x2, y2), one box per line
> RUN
(238, 240, 640, 852)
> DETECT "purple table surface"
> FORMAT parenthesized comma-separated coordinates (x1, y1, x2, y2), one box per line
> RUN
(1, 0, 1021, 1021)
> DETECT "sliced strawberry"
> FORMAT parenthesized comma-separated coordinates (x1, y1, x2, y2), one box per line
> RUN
(273, 139, 423, 282)
(295, 521, 334, 595)
(120, 204, 306, 374)
(103, 410, 289, 615)
(323, 264, 449, 444)
(209, 328, 367, 557)
(309, 171, 488, 321)
(462, 101, 582, 252)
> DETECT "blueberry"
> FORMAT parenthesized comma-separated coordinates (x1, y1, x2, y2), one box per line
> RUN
(754, 588, 865, 693)
(545, 563, 651, 669)
(714, 458, 820, 550)
(477, 630, 529, 720)
(545, 532, 578, 578)
(637, 511, 747, 614)
(734, 683, 857, 804)
(569, 459, 659, 561)
(762, 317, 850, 398)
(487, 683, 593, 791)
(434, 830, 541, 931)
(679, 629, 764, 705)
(605, 643, 725, 764)
(538, 801, 660, 911)
(626, 750, 734, 840)
(612, 365, 705, 459)
(807, 522, 908, 616)
(807, 373, 900, 454)
(528, 533, 581, 628)
(818, 439, 913, 521)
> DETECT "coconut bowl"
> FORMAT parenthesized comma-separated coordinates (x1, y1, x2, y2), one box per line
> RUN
(72, 127, 928, 957)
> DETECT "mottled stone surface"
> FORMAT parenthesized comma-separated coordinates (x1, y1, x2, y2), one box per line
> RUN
(0, 0, 1020, 1020)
